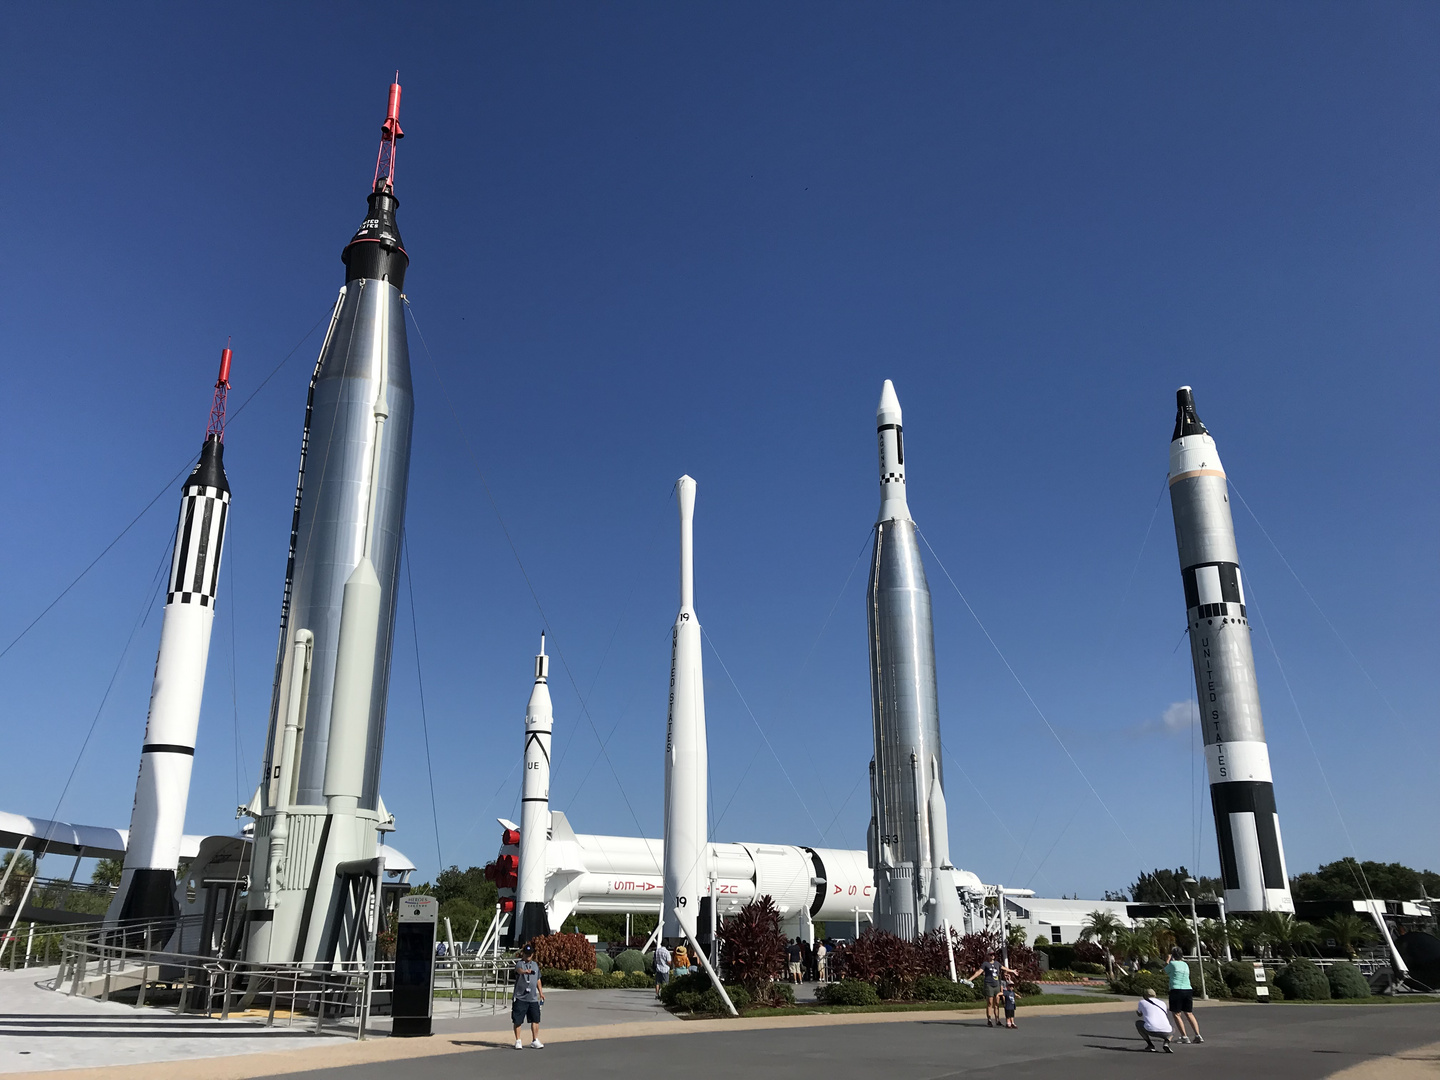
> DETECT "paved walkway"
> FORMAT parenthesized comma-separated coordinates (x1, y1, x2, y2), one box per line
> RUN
(0, 966, 355, 1075)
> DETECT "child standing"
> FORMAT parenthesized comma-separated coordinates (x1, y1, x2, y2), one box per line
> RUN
(1001, 982, 1018, 1028)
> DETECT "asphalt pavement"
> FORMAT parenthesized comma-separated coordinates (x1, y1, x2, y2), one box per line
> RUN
(262, 1002, 1440, 1080)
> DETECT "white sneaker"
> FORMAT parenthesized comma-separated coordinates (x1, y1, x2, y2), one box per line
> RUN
(514, 1040, 524, 1050)
(530, 1040, 545, 1049)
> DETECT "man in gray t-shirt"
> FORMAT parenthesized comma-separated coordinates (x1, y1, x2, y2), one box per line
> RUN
(512, 942, 546, 1049)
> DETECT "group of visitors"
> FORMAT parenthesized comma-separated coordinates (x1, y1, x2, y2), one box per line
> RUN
(785, 937, 829, 983)
(1133, 947, 1206, 1052)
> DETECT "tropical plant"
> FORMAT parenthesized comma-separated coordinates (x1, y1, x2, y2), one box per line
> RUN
(531, 932, 596, 971)
(1256, 912, 1319, 958)
(90, 858, 123, 888)
(1161, 912, 1195, 953)
(1078, 910, 1123, 973)
(718, 896, 788, 995)
(1316, 913, 1378, 959)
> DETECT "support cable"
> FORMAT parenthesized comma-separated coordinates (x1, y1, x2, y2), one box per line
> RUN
(402, 531, 445, 873)
(1230, 481, 1404, 726)
(404, 300, 659, 870)
(0, 313, 329, 665)
(916, 526, 1178, 906)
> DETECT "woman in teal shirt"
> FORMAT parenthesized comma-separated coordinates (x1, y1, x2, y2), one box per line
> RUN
(1164, 947, 1203, 1043)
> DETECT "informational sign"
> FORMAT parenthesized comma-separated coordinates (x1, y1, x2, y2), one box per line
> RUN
(393, 895, 438, 1037)
(1254, 962, 1269, 999)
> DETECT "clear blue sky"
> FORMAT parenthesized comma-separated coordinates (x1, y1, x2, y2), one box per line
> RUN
(1, 3, 1435, 898)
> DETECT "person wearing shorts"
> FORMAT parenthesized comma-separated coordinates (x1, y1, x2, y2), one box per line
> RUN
(1164, 947, 1203, 1043)
(1001, 982, 1018, 1028)
(511, 942, 545, 1049)
(653, 942, 671, 998)
(969, 952, 1017, 1028)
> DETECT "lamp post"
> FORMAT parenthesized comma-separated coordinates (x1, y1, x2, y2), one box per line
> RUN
(1183, 877, 1208, 1000)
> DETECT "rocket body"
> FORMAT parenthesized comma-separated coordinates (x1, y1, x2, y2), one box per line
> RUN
(662, 476, 708, 944)
(247, 84, 414, 964)
(1168, 387, 1293, 914)
(865, 381, 966, 938)
(514, 639, 554, 944)
(109, 434, 230, 924)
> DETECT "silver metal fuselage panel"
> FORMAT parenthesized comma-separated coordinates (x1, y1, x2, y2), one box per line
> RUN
(263, 278, 413, 810)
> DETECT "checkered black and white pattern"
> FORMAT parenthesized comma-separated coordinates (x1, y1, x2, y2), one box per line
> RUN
(166, 483, 230, 608)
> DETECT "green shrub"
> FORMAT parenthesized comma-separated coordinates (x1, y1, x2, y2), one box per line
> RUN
(1015, 981, 1042, 996)
(914, 975, 978, 1001)
(766, 984, 800, 1013)
(643, 951, 655, 974)
(595, 953, 615, 974)
(816, 979, 880, 1006)
(540, 967, 576, 988)
(615, 949, 646, 974)
(661, 971, 712, 1008)
(1275, 959, 1330, 1001)
(724, 985, 753, 1010)
(623, 970, 653, 989)
(1326, 962, 1371, 999)
(1108, 969, 1169, 995)
(1074, 961, 1106, 975)
(1185, 961, 1230, 999)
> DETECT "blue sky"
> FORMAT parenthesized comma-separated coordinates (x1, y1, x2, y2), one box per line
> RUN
(1, 2, 1435, 898)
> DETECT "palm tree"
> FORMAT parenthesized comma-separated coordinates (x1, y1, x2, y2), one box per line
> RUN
(1316, 913, 1377, 959)
(1078, 910, 1123, 974)
(1197, 918, 1229, 959)
(1256, 912, 1319, 958)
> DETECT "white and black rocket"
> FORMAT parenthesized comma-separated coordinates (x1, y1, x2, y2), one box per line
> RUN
(512, 635, 554, 945)
(245, 80, 415, 964)
(866, 380, 967, 939)
(108, 349, 233, 926)
(662, 475, 709, 946)
(1168, 386, 1294, 914)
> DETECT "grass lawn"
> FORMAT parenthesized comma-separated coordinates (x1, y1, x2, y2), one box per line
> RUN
(723, 994, 1117, 1019)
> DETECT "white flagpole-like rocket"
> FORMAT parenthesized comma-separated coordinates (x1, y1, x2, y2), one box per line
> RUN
(513, 634, 554, 944)
(109, 348, 233, 926)
(1168, 387, 1294, 914)
(866, 380, 966, 938)
(662, 475, 708, 944)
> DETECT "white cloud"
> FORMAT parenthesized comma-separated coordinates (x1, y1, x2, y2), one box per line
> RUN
(1128, 700, 1198, 737)
(1159, 700, 1197, 733)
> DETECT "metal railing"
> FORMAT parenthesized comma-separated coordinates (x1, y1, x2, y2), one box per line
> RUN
(44, 918, 395, 1038)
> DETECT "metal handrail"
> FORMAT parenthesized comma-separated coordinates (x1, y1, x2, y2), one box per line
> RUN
(47, 919, 397, 1039)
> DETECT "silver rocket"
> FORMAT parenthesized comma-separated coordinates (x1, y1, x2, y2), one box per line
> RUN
(246, 80, 414, 963)
(866, 380, 966, 939)
(108, 349, 233, 926)
(512, 635, 554, 944)
(1168, 387, 1293, 914)
(662, 475, 708, 945)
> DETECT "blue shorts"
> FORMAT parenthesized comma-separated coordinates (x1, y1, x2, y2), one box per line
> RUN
(512, 999, 541, 1026)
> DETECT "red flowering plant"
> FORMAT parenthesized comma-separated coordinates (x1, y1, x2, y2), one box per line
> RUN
(719, 895, 788, 997)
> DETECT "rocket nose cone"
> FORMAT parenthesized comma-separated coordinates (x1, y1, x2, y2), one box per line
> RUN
(877, 379, 902, 422)
(1173, 385, 1208, 441)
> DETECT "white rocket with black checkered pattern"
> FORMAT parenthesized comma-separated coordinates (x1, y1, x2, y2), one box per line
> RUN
(1168, 386, 1293, 915)
(512, 634, 554, 945)
(108, 371, 232, 926)
(866, 380, 967, 939)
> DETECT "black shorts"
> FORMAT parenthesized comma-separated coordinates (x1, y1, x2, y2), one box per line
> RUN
(512, 999, 542, 1026)
(1169, 989, 1194, 1013)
